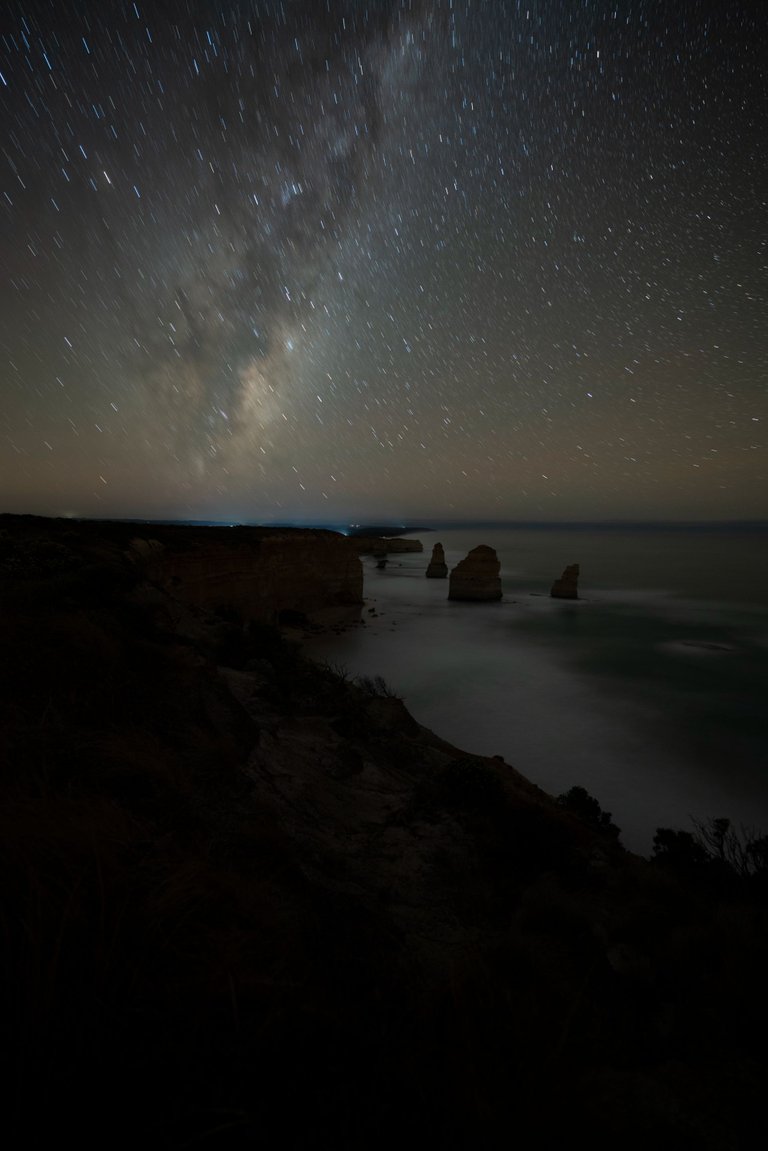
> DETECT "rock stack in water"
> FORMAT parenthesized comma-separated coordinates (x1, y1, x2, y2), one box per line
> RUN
(425, 542, 448, 578)
(551, 563, 579, 599)
(448, 545, 502, 601)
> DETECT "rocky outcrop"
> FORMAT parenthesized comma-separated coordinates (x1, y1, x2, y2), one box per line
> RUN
(551, 563, 579, 599)
(448, 545, 502, 601)
(425, 542, 448, 578)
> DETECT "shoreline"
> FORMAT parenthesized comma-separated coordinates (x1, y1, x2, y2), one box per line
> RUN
(300, 537, 768, 856)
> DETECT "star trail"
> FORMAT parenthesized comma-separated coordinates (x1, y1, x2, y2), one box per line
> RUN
(1, 1, 766, 522)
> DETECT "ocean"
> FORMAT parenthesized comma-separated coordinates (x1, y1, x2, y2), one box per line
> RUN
(304, 525, 768, 855)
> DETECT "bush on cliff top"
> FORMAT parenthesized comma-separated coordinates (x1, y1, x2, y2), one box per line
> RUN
(557, 785, 621, 839)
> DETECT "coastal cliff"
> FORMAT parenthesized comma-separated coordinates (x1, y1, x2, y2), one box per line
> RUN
(0, 516, 363, 624)
(353, 535, 424, 555)
(130, 525, 363, 622)
(1, 515, 766, 1148)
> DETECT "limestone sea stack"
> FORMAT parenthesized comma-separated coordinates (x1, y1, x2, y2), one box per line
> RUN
(448, 545, 502, 601)
(425, 542, 448, 578)
(551, 563, 579, 599)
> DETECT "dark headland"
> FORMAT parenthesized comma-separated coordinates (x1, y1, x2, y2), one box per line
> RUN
(2, 515, 767, 1147)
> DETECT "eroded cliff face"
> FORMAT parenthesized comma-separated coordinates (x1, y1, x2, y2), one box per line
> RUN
(353, 536, 424, 555)
(0, 516, 363, 625)
(130, 526, 363, 622)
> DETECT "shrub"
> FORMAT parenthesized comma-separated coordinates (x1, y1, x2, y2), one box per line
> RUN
(651, 827, 709, 869)
(556, 785, 621, 838)
(354, 673, 401, 699)
(691, 817, 768, 879)
(652, 818, 768, 883)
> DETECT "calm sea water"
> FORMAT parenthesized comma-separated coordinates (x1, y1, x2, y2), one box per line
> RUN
(305, 526, 768, 854)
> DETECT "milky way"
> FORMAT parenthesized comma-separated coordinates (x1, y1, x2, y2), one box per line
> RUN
(1, 1, 766, 522)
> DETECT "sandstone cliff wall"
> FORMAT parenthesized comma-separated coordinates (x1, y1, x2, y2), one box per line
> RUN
(130, 527, 363, 623)
(353, 536, 423, 555)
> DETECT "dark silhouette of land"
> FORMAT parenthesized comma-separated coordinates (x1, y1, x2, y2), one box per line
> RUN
(1, 514, 767, 1147)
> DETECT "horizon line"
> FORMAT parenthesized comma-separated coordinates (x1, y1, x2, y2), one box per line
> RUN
(3, 511, 767, 531)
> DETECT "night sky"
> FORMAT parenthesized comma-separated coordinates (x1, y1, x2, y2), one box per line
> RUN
(1, 1, 766, 523)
